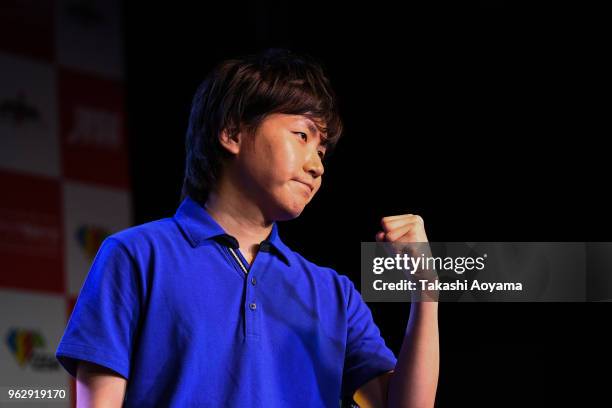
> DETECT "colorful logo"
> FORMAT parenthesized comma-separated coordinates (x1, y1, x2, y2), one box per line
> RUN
(5, 328, 58, 370)
(76, 225, 110, 259)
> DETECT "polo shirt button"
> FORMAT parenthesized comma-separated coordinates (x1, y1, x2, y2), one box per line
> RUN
(249, 302, 257, 310)
(251, 277, 257, 285)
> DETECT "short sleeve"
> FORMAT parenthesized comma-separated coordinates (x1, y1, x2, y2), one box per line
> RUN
(56, 237, 142, 379)
(341, 277, 397, 398)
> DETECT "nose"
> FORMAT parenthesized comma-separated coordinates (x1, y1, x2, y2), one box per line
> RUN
(304, 149, 324, 179)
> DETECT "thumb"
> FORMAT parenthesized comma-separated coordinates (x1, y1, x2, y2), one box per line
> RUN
(375, 231, 386, 242)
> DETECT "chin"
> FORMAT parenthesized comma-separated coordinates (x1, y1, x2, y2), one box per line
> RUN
(270, 200, 307, 221)
(275, 206, 305, 221)
(265, 190, 311, 221)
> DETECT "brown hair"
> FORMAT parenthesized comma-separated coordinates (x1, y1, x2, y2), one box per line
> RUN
(180, 48, 343, 206)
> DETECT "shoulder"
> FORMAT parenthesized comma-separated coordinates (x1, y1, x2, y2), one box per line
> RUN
(284, 247, 357, 303)
(102, 217, 182, 258)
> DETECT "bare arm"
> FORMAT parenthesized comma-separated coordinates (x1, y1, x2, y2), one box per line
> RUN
(354, 214, 440, 407)
(386, 301, 439, 408)
(353, 302, 439, 408)
(76, 361, 127, 408)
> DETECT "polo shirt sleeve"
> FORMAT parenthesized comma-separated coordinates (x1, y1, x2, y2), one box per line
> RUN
(341, 276, 397, 399)
(56, 237, 141, 380)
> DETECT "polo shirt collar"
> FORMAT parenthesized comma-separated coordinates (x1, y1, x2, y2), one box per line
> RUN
(174, 196, 291, 266)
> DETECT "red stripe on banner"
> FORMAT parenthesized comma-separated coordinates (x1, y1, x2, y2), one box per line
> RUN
(58, 68, 130, 189)
(0, 1, 55, 61)
(0, 170, 64, 293)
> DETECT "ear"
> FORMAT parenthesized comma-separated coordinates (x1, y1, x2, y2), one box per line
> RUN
(218, 126, 242, 155)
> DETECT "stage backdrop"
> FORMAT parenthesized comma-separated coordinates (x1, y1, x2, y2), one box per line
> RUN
(0, 2, 130, 407)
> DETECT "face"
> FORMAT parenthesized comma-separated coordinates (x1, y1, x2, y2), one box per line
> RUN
(230, 113, 327, 221)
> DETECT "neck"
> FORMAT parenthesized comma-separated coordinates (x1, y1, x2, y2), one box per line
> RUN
(204, 178, 273, 264)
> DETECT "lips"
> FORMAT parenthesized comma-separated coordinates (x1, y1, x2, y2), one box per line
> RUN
(294, 179, 314, 192)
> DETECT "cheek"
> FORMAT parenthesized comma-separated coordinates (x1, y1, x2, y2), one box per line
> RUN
(267, 140, 299, 179)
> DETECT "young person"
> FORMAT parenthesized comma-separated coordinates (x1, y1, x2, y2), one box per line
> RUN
(56, 48, 439, 407)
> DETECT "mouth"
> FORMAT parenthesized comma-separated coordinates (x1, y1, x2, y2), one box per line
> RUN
(293, 179, 314, 193)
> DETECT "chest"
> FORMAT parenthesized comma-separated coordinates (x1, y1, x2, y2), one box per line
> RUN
(145, 247, 347, 348)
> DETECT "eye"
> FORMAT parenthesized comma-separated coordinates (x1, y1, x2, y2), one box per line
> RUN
(294, 132, 308, 142)
(318, 150, 326, 160)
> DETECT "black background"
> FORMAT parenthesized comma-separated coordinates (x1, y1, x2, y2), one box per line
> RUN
(124, 2, 608, 406)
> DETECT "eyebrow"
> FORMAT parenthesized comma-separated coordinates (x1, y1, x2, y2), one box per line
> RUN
(302, 119, 329, 147)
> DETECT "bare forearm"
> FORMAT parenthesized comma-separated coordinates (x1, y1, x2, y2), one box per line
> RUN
(76, 361, 127, 408)
(388, 301, 439, 408)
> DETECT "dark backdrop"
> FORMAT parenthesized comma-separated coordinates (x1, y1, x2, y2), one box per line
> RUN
(124, 2, 608, 405)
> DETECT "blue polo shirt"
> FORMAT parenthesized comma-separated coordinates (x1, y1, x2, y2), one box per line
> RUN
(56, 197, 397, 407)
